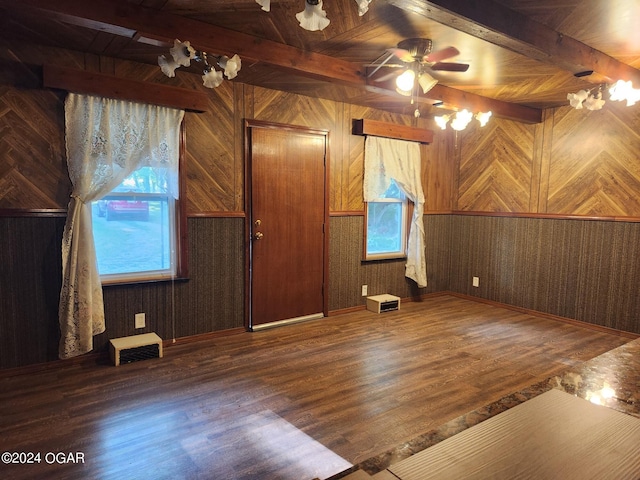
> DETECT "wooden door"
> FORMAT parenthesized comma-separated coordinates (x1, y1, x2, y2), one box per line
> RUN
(246, 121, 328, 330)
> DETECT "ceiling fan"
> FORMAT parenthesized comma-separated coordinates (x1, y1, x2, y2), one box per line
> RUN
(369, 38, 470, 95)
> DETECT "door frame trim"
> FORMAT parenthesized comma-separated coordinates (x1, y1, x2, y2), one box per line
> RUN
(243, 119, 330, 330)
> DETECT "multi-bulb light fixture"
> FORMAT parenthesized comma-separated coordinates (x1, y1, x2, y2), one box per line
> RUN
(567, 80, 640, 111)
(257, 0, 372, 31)
(158, 39, 241, 89)
(393, 65, 439, 118)
(434, 110, 492, 131)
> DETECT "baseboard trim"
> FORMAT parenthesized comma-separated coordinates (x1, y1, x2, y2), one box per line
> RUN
(329, 290, 639, 339)
(250, 313, 324, 331)
(166, 327, 246, 346)
(328, 291, 450, 317)
(0, 327, 247, 377)
(448, 292, 640, 339)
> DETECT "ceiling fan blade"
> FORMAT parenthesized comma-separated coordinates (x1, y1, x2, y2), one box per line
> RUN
(374, 70, 403, 83)
(367, 51, 401, 78)
(424, 46, 460, 63)
(431, 62, 470, 72)
(387, 47, 415, 63)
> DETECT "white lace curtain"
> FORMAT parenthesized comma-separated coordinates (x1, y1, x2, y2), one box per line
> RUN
(59, 93, 184, 359)
(364, 136, 427, 287)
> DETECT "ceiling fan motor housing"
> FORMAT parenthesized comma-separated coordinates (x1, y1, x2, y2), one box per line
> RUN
(397, 38, 433, 62)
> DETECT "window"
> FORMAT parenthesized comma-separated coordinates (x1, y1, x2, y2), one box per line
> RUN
(364, 179, 410, 260)
(91, 166, 183, 283)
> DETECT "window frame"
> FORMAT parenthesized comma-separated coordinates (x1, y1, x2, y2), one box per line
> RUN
(363, 184, 412, 261)
(94, 122, 188, 285)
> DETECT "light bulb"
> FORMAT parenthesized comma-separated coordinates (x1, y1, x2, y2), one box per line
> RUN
(396, 69, 415, 91)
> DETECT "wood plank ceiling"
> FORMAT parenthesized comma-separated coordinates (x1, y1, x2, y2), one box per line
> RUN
(2, 0, 640, 123)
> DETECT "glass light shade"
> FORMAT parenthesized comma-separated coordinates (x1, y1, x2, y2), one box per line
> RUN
(218, 54, 242, 79)
(170, 39, 195, 67)
(450, 109, 473, 131)
(626, 89, 640, 107)
(434, 115, 450, 130)
(396, 69, 415, 91)
(418, 73, 438, 94)
(255, 0, 270, 11)
(202, 69, 224, 88)
(296, 0, 330, 31)
(158, 55, 179, 78)
(355, 0, 371, 16)
(475, 111, 492, 127)
(567, 89, 589, 109)
(584, 92, 605, 111)
(609, 80, 632, 102)
(610, 80, 640, 106)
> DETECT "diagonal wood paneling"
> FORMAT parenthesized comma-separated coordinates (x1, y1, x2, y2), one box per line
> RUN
(458, 119, 536, 212)
(116, 56, 243, 213)
(547, 103, 640, 216)
(184, 81, 238, 213)
(0, 42, 71, 209)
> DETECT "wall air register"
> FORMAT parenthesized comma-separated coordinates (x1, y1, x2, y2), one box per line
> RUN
(366, 294, 401, 313)
(109, 333, 163, 366)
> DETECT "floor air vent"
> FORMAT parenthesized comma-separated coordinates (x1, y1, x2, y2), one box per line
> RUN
(109, 333, 163, 366)
(366, 294, 401, 313)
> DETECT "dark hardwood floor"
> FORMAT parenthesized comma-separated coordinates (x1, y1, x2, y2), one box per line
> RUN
(0, 295, 632, 480)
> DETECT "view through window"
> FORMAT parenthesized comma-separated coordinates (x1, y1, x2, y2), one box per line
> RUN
(364, 179, 409, 260)
(92, 166, 177, 282)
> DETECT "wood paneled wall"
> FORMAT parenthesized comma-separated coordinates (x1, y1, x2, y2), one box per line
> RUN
(456, 101, 640, 216)
(328, 215, 453, 311)
(0, 39, 446, 369)
(0, 217, 64, 368)
(0, 217, 244, 369)
(4, 37, 640, 369)
(450, 96, 640, 335)
(449, 215, 640, 334)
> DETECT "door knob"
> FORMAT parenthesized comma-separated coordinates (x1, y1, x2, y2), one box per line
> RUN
(253, 232, 264, 240)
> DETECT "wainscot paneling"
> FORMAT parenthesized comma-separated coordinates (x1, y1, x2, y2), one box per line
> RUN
(0, 216, 65, 368)
(0, 217, 245, 370)
(97, 217, 245, 351)
(449, 215, 640, 334)
(328, 214, 452, 312)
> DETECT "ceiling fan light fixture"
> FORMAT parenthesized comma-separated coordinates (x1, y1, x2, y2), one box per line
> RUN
(418, 72, 438, 94)
(396, 69, 415, 91)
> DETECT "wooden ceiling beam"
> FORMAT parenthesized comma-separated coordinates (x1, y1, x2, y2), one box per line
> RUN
(43, 65, 210, 112)
(364, 83, 542, 124)
(393, 0, 640, 86)
(7, 0, 364, 85)
(5, 0, 543, 123)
